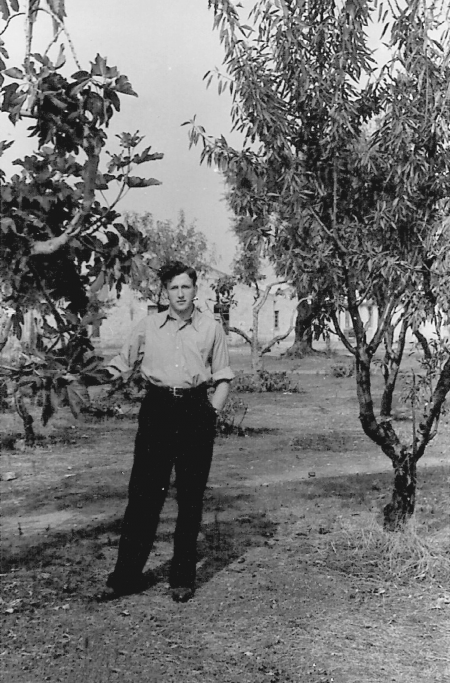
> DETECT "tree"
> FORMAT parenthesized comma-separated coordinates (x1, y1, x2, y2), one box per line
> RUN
(0, 2, 163, 442)
(226, 234, 295, 373)
(210, 273, 236, 334)
(123, 210, 214, 310)
(188, 0, 450, 528)
(284, 284, 333, 357)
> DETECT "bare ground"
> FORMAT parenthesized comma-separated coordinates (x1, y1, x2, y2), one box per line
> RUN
(1, 352, 450, 682)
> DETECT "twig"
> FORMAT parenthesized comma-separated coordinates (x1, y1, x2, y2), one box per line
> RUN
(0, 12, 26, 36)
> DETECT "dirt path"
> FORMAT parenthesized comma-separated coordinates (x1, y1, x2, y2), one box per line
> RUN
(1, 395, 448, 551)
(1, 367, 450, 683)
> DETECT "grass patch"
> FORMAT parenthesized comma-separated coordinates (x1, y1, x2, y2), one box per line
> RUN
(328, 516, 450, 583)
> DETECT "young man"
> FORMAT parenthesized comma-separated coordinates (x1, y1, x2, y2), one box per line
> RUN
(99, 261, 234, 602)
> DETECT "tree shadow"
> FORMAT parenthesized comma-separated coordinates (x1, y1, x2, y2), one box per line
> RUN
(0, 487, 278, 598)
(288, 428, 372, 452)
(150, 503, 277, 590)
(244, 426, 283, 436)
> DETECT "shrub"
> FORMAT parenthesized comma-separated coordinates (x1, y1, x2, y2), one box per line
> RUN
(232, 369, 302, 393)
(216, 395, 248, 436)
(330, 359, 355, 378)
(0, 381, 10, 412)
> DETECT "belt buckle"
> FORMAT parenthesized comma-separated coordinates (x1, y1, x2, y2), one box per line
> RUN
(170, 387, 183, 398)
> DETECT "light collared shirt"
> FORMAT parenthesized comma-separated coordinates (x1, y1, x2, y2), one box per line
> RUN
(107, 307, 234, 388)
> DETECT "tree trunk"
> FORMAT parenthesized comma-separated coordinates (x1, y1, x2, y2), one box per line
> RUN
(414, 329, 431, 359)
(285, 298, 317, 357)
(380, 319, 408, 418)
(251, 306, 261, 374)
(383, 453, 417, 530)
(14, 389, 35, 447)
(285, 328, 314, 357)
(380, 381, 395, 419)
(355, 346, 417, 530)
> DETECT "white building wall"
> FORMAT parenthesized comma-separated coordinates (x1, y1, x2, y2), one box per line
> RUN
(96, 271, 298, 353)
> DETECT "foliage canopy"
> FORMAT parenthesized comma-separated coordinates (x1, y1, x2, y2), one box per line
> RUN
(188, 0, 450, 526)
(0, 1, 163, 438)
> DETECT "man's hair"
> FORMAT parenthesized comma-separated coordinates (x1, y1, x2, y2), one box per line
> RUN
(158, 261, 197, 286)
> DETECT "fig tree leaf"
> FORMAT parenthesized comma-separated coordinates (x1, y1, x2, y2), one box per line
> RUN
(125, 176, 161, 188)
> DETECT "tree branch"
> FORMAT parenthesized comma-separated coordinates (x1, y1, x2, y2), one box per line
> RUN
(310, 208, 347, 256)
(344, 264, 367, 348)
(29, 210, 83, 255)
(35, 4, 81, 69)
(414, 329, 432, 359)
(228, 326, 252, 345)
(260, 315, 295, 355)
(30, 135, 101, 256)
(0, 11, 26, 36)
(0, 314, 14, 354)
(253, 280, 286, 315)
(329, 307, 357, 355)
(367, 295, 402, 356)
(416, 354, 450, 459)
(28, 260, 67, 331)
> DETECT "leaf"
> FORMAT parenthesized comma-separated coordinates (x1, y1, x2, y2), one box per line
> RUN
(125, 176, 162, 188)
(84, 91, 104, 118)
(104, 87, 120, 112)
(32, 52, 49, 65)
(55, 43, 66, 69)
(90, 54, 107, 77)
(2, 83, 27, 122)
(90, 271, 105, 293)
(95, 172, 109, 190)
(71, 70, 91, 80)
(3, 67, 24, 79)
(41, 386, 57, 426)
(117, 131, 144, 148)
(47, 0, 65, 18)
(66, 382, 90, 418)
(67, 79, 90, 98)
(11, 312, 22, 340)
(17, 377, 37, 389)
(48, 94, 67, 110)
(132, 148, 164, 164)
(1, 218, 17, 233)
(0, 0, 10, 21)
(114, 75, 138, 97)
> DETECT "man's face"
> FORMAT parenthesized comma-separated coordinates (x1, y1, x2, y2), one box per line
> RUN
(165, 273, 197, 316)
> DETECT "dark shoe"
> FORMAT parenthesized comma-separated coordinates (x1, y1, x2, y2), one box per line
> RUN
(171, 586, 194, 603)
(95, 585, 124, 602)
(96, 572, 154, 602)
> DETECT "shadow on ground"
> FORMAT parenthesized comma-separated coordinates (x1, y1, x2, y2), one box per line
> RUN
(0, 485, 278, 602)
(1, 462, 448, 613)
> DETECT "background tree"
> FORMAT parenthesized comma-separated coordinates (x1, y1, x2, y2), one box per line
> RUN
(189, 0, 450, 528)
(0, 2, 163, 442)
(224, 231, 295, 373)
(210, 273, 237, 334)
(123, 210, 213, 311)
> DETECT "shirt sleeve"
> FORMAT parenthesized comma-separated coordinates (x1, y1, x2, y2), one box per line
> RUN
(210, 321, 234, 384)
(106, 317, 147, 379)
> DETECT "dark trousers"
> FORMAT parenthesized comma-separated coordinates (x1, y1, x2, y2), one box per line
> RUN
(110, 384, 217, 589)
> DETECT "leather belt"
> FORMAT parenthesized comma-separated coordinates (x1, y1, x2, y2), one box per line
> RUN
(148, 383, 207, 399)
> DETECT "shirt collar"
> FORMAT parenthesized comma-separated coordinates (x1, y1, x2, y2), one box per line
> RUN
(159, 306, 200, 331)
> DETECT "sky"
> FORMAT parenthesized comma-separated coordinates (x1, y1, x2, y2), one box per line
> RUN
(1, 0, 247, 269)
(1, 1, 406, 272)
